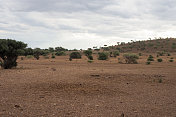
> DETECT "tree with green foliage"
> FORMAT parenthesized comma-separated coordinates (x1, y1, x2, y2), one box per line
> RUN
(0, 39, 27, 69)
(24, 48, 33, 56)
(55, 51, 66, 56)
(69, 52, 82, 59)
(49, 47, 54, 52)
(55, 47, 68, 52)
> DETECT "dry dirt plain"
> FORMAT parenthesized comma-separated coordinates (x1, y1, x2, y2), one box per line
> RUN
(0, 54, 176, 117)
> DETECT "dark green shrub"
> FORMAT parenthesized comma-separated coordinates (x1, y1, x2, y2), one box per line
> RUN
(146, 61, 151, 65)
(0, 39, 27, 69)
(147, 58, 154, 61)
(167, 53, 171, 56)
(24, 48, 33, 56)
(55, 51, 66, 56)
(157, 58, 163, 62)
(84, 50, 93, 60)
(149, 55, 154, 58)
(83, 50, 92, 57)
(51, 53, 55, 58)
(98, 52, 109, 60)
(139, 53, 142, 56)
(169, 59, 174, 62)
(147, 55, 154, 61)
(70, 52, 81, 59)
(123, 53, 139, 64)
(33, 48, 41, 60)
(88, 55, 93, 60)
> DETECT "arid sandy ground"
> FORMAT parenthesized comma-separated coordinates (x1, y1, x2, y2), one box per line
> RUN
(0, 55, 176, 117)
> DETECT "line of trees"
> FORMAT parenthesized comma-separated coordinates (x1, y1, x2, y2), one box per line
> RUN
(0, 39, 69, 69)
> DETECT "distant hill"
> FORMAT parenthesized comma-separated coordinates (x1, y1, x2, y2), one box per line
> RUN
(105, 38, 176, 53)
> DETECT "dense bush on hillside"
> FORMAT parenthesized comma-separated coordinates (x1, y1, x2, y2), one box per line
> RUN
(123, 53, 139, 64)
(98, 52, 109, 60)
(0, 39, 27, 69)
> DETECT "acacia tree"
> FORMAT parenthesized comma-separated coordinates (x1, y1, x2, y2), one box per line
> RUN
(0, 39, 27, 69)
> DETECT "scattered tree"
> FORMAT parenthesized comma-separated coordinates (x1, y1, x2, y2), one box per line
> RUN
(0, 39, 27, 69)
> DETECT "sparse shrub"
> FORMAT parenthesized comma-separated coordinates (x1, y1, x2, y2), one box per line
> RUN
(149, 55, 154, 58)
(167, 53, 171, 56)
(51, 53, 55, 58)
(170, 57, 174, 59)
(70, 52, 82, 59)
(118, 58, 123, 64)
(157, 51, 165, 56)
(0, 39, 27, 69)
(159, 78, 162, 83)
(55, 51, 66, 56)
(169, 59, 174, 62)
(146, 61, 151, 65)
(83, 50, 92, 57)
(84, 50, 93, 60)
(123, 53, 139, 64)
(113, 51, 120, 57)
(88, 55, 93, 60)
(88, 60, 93, 63)
(33, 48, 41, 60)
(139, 53, 142, 56)
(147, 55, 154, 61)
(44, 56, 49, 59)
(157, 58, 163, 62)
(26, 55, 33, 59)
(98, 52, 109, 60)
(69, 57, 72, 61)
(21, 57, 24, 60)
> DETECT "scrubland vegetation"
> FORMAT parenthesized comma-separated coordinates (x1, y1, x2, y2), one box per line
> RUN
(0, 38, 176, 117)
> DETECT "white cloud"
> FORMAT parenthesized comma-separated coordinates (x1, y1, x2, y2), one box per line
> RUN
(0, 0, 176, 49)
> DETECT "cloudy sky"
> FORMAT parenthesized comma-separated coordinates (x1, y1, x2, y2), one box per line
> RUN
(0, 0, 176, 49)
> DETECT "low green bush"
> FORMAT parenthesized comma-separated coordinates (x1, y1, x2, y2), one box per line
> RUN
(55, 51, 66, 56)
(157, 58, 163, 62)
(88, 55, 93, 60)
(88, 60, 93, 63)
(26, 55, 33, 59)
(169, 59, 174, 62)
(146, 61, 151, 65)
(123, 53, 139, 64)
(147, 55, 154, 61)
(70, 52, 82, 59)
(98, 52, 109, 60)
(139, 53, 142, 56)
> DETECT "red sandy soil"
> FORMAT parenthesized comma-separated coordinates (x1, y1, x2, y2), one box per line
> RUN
(0, 55, 176, 117)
